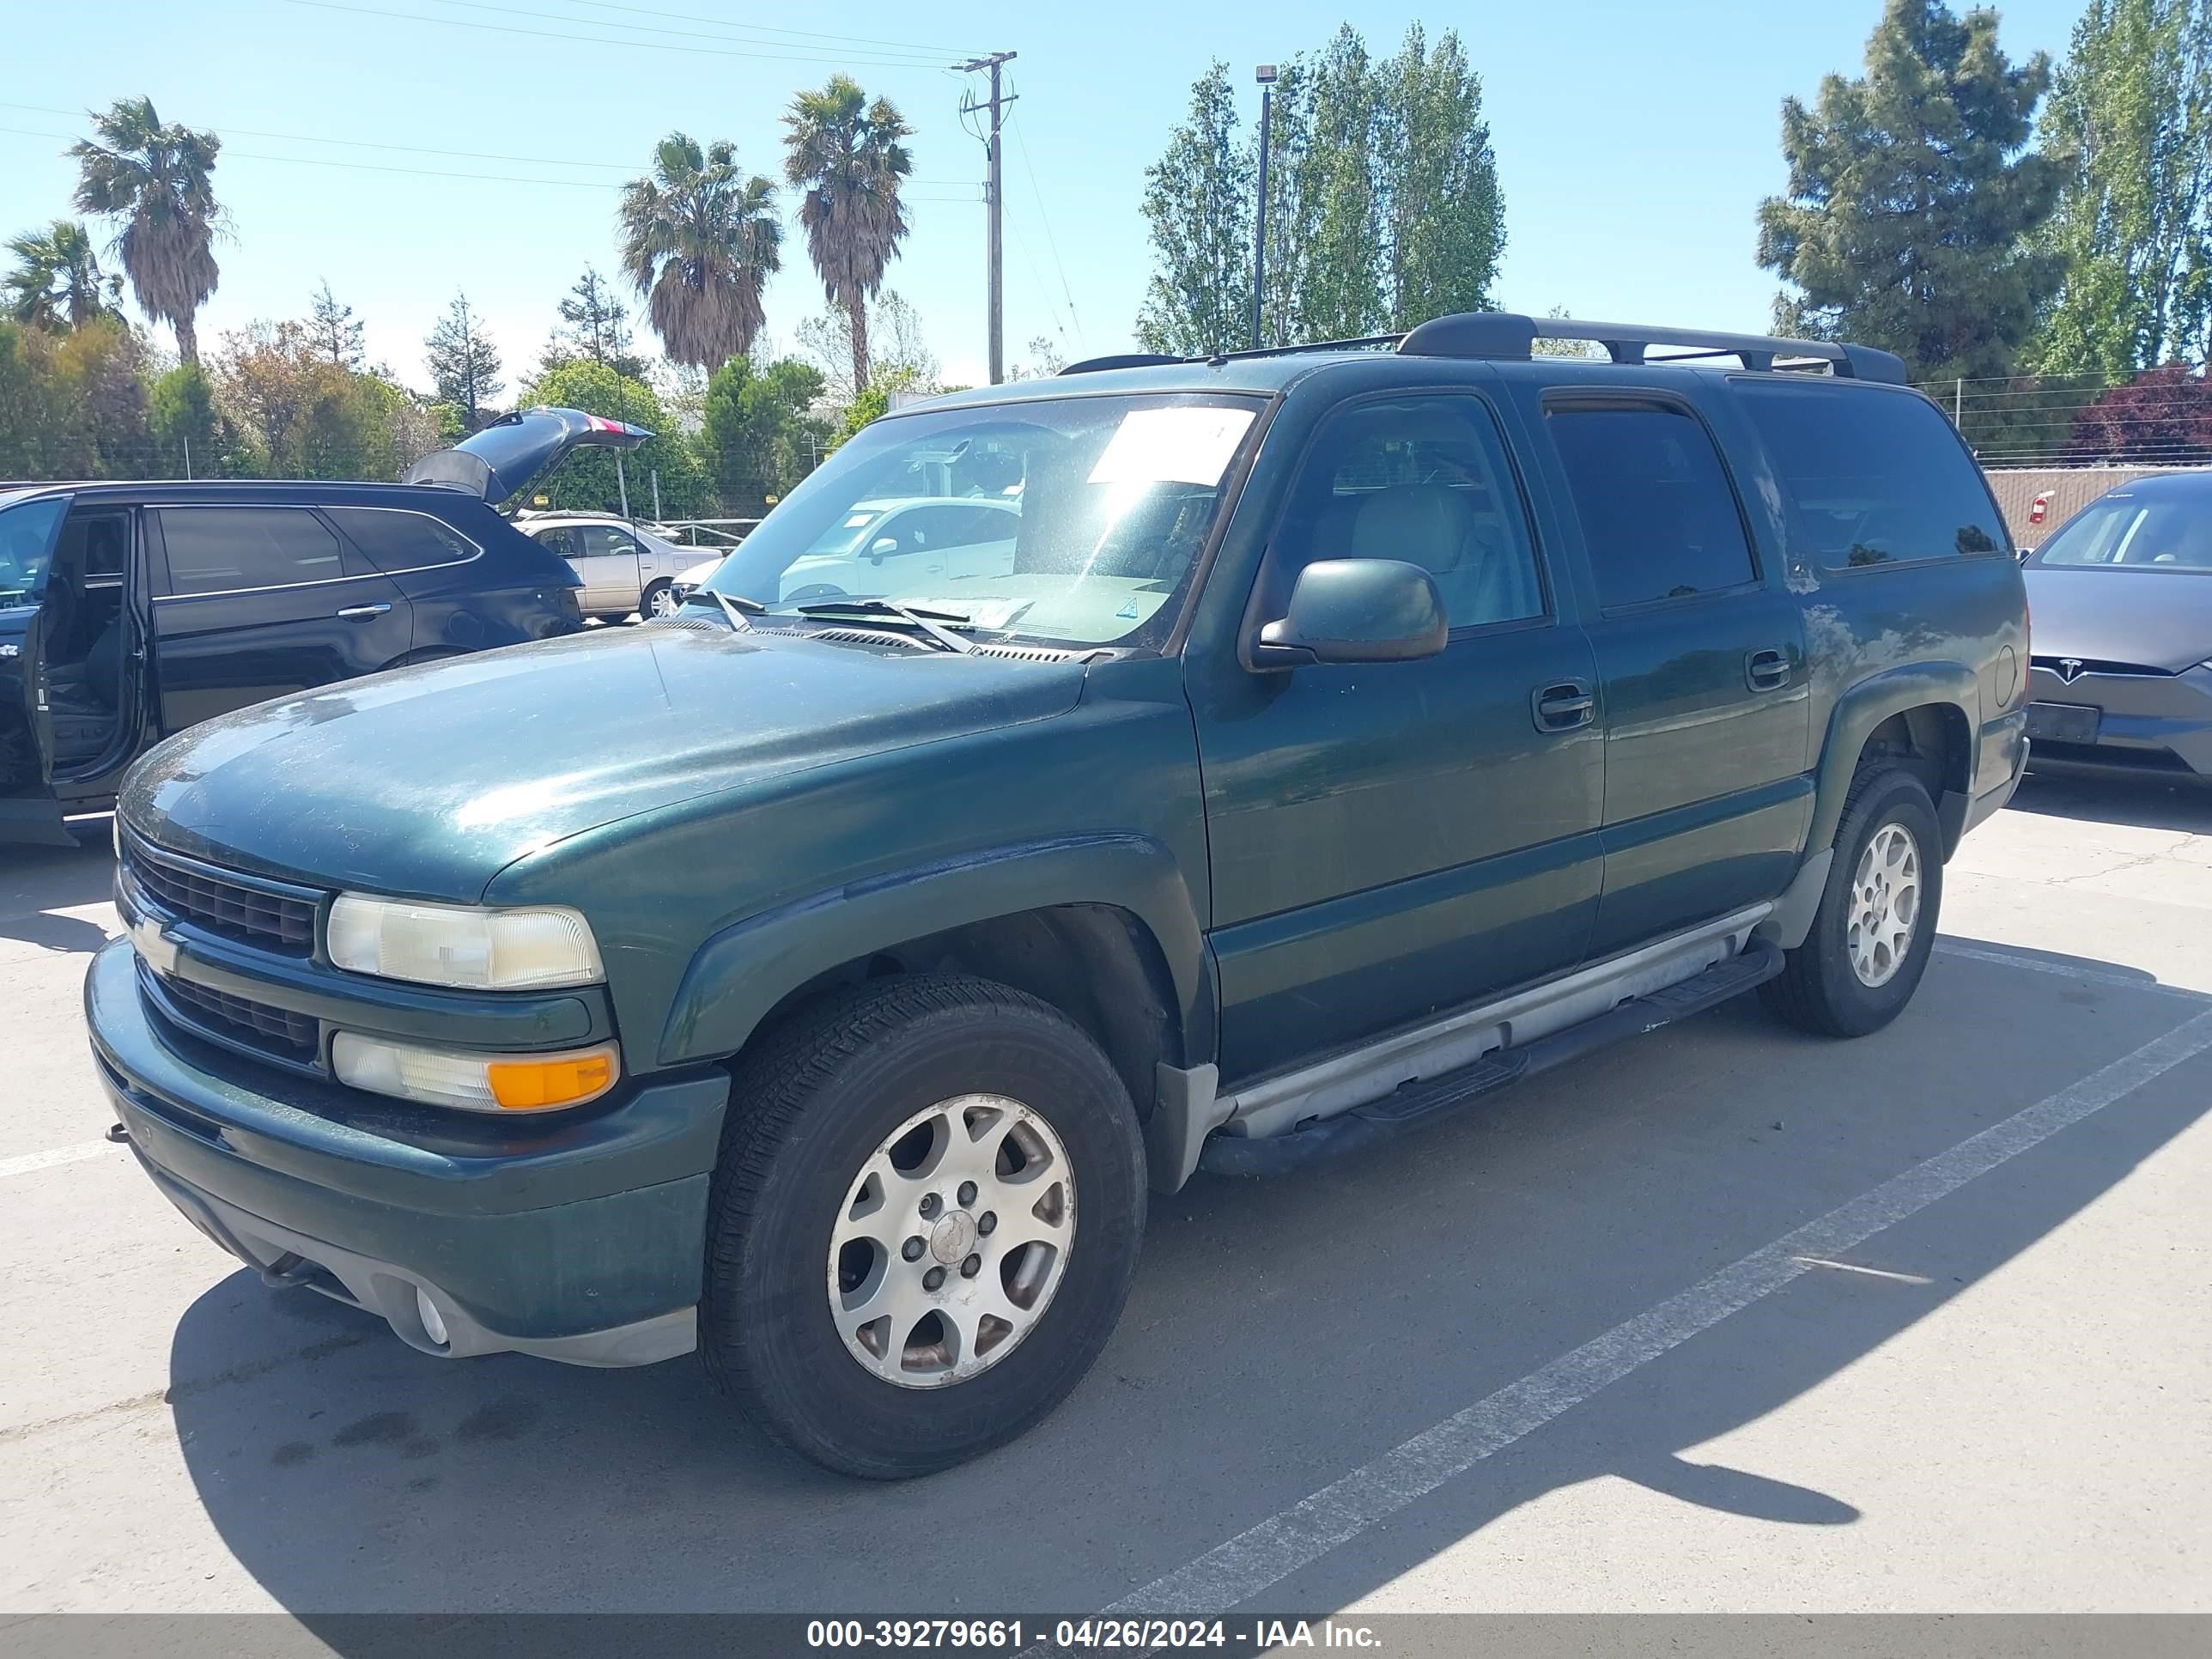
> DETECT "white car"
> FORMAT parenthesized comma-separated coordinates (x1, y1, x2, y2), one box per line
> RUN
(672, 497, 1021, 613)
(515, 513, 696, 621)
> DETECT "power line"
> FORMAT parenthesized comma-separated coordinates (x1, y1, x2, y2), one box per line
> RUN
(422, 0, 951, 64)
(1006, 104, 1081, 350)
(541, 0, 982, 58)
(284, 0, 970, 70)
(0, 125, 983, 198)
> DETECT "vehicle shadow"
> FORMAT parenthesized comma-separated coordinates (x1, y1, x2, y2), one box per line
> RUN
(161, 937, 2209, 1621)
(0, 834, 114, 955)
(2009, 769, 2212, 835)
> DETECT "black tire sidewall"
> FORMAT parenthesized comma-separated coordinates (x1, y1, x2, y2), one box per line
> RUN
(714, 991, 1146, 1477)
(1802, 770, 1944, 1036)
(640, 580, 674, 619)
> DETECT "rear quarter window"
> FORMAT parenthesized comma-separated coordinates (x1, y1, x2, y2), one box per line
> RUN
(1734, 381, 2008, 568)
(325, 507, 477, 571)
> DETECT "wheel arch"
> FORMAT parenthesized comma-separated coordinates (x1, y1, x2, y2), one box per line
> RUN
(659, 834, 1216, 1115)
(1809, 665, 1978, 860)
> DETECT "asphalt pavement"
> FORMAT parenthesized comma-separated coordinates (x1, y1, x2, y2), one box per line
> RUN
(2, 772, 2208, 1626)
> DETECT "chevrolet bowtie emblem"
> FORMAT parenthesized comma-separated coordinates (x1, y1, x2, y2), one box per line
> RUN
(2057, 658, 2085, 683)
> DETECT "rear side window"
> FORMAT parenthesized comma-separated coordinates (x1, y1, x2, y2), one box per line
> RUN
(1734, 382, 2006, 567)
(1547, 404, 1757, 607)
(155, 507, 346, 596)
(325, 507, 476, 570)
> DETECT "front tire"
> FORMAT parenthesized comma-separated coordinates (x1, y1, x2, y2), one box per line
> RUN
(701, 974, 1147, 1479)
(1760, 766, 1942, 1037)
(640, 580, 678, 620)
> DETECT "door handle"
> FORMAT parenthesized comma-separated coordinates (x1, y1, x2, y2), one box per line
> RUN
(336, 603, 392, 621)
(1745, 647, 1792, 690)
(1531, 679, 1596, 732)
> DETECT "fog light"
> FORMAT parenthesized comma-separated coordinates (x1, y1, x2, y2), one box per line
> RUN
(416, 1287, 449, 1347)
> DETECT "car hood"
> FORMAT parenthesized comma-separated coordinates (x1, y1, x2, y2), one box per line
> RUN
(122, 624, 1087, 901)
(2024, 567, 2212, 673)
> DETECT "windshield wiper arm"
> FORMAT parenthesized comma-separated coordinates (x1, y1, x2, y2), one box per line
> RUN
(794, 597, 975, 654)
(679, 587, 762, 631)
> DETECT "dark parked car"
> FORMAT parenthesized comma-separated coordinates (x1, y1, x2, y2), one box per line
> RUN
(87, 314, 2028, 1478)
(0, 407, 649, 843)
(2021, 472, 2212, 781)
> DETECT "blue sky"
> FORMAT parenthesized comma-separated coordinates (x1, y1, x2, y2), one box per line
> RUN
(3, 0, 2087, 395)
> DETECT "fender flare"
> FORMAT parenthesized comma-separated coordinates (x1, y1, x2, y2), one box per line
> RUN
(657, 833, 1214, 1071)
(1807, 662, 1979, 857)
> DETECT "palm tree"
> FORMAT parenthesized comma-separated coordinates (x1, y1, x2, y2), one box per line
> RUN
(783, 76, 914, 397)
(70, 96, 222, 365)
(4, 220, 120, 331)
(617, 134, 781, 371)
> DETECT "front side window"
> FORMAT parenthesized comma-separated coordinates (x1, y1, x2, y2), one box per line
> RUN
(155, 507, 346, 596)
(2034, 494, 2212, 570)
(1261, 395, 1545, 630)
(0, 496, 70, 604)
(532, 525, 583, 559)
(1547, 404, 1757, 608)
(706, 392, 1262, 650)
(1734, 381, 2006, 567)
(325, 507, 475, 570)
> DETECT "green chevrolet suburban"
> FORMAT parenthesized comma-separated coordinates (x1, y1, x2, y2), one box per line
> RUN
(87, 313, 2029, 1478)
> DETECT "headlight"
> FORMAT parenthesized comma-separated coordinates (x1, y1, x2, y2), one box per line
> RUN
(325, 895, 605, 990)
(332, 1032, 618, 1112)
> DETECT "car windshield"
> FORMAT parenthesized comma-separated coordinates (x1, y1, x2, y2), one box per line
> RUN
(703, 392, 1264, 649)
(2036, 495, 2212, 571)
(0, 495, 68, 605)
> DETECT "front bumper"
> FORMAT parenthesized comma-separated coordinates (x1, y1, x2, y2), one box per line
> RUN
(86, 938, 728, 1366)
(2023, 663, 2212, 781)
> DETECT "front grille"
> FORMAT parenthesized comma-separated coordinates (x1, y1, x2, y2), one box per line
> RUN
(158, 973, 321, 1057)
(2032, 656, 2176, 678)
(125, 838, 319, 955)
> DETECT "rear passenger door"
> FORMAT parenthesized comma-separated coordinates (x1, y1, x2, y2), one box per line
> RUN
(149, 505, 414, 732)
(1193, 392, 1605, 1079)
(1540, 396, 1812, 957)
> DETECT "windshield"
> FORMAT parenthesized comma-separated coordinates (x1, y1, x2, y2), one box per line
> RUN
(0, 496, 68, 606)
(2036, 494, 2212, 571)
(704, 392, 1263, 649)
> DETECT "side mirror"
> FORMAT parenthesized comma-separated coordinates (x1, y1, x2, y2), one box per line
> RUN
(2015, 546, 2034, 563)
(1252, 558, 1449, 667)
(870, 537, 898, 559)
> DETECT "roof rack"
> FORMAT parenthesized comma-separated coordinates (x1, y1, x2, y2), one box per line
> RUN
(1397, 312, 1906, 383)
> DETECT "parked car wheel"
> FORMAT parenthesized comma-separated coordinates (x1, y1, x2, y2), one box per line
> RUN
(700, 974, 1146, 1479)
(1760, 765, 1943, 1038)
(640, 579, 679, 621)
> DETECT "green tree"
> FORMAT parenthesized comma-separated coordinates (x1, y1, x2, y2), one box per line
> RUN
(1379, 25, 1505, 330)
(545, 265, 645, 378)
(5, 220, 121, 331)
(700, 356, 828, 513)
(423, 291, 503, 429)
(1136, 61, 1254, 356)
(2033, 0, 2212, 376)
(1296, 26, 1386, 338)
(148, 362, 242, 477)
(70, 96, 222, 366)
(618, 133, 782, 370)
(784, 76, 913, 396)
(1756, 0, 2063, 383)
(0, 318, 152, 480)
(526, 359, 710, 517)
(306, 279, 366, 369)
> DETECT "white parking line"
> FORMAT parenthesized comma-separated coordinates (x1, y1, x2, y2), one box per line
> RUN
(1106, 1008, 2212, 1618)
(1936, 941, 2209, 1000)
(0, 1140, 112, 1181)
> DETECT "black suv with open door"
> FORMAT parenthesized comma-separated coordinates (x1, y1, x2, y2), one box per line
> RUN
(0, 407, 648, 844)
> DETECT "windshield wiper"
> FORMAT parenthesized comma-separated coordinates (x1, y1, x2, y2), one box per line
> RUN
(794, 597, 975, 654)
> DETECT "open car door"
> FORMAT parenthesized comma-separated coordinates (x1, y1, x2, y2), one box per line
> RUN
(403, 407, 653, 509)
(0, 491, 77, 845)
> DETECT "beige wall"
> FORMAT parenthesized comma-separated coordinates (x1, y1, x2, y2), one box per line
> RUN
(1984, 466, 2210, 546)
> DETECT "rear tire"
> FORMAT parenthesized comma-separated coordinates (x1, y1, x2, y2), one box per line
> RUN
(1760, 766, 1942, 1038)
(640, 580, 678, 621)
(700, 974, 1147, 1479)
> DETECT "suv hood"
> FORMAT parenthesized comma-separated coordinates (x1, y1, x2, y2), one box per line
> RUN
(122, 626, 1086, 901)
(2024, 566, 2212, 673)
(403, 406, 651, 507)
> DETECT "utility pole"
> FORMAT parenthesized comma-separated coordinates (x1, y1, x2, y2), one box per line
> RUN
(959, 51, 1018, 384)
(1251, 65, 1278, 349)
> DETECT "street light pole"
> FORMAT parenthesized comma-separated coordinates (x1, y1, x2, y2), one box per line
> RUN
(1250, 64, 1278, 350)
(959, 51, 1018, 385)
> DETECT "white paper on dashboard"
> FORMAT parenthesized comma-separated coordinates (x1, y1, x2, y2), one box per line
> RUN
(1086, 407, 1256, 487)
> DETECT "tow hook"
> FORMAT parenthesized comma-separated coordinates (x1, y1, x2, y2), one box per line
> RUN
(104, 1122, 130, 1145)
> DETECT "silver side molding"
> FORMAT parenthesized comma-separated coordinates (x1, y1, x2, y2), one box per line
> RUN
(1220, 903, 1774, 1142)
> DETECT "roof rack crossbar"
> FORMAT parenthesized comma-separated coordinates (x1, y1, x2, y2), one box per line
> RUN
(1395, 312, 1907, 385)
